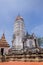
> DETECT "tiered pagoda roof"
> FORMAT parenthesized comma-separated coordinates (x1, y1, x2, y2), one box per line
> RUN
(0, 33, 10, 47)
(15, 15, 24, 21)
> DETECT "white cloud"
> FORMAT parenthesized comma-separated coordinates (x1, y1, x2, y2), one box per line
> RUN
(31, 24, 43, 37)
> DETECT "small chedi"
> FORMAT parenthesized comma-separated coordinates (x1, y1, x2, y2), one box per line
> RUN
(0, 15, 43, 62)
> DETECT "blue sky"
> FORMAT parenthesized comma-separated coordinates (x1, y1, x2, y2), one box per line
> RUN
(0, 0, 43, 46)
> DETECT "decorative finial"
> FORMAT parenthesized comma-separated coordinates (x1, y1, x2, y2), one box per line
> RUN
(18, 13, 20, 17)
(1, 33, 5, 39)
(15, 13, 24, 21)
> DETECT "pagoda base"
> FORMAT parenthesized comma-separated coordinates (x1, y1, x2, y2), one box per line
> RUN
(4, 53, 43, 62)
(0, 48, 43, 62)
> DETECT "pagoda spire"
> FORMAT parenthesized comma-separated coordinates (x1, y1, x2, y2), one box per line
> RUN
(17, 13, 21, 17)
(15, 14, 24, 21)
(1, 33, 5, 39)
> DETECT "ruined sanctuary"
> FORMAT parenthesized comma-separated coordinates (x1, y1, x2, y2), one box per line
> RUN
(0, 15, 43, 62)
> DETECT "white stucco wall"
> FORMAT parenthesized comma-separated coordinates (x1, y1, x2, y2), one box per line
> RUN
(25, 39, 35, 48)
(0, 47, 10, 55)
(13, 36, 23, 50)
(13, 19, 25, 50)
